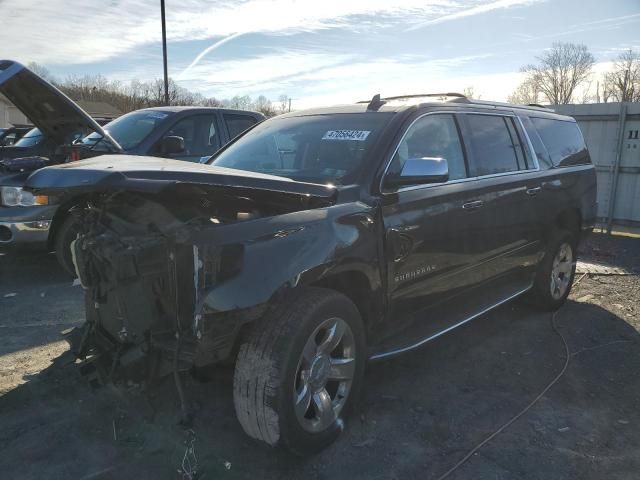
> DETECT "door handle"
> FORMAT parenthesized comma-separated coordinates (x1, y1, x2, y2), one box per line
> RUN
(526, 186, 542, 196)
(462, 200, 484, 210)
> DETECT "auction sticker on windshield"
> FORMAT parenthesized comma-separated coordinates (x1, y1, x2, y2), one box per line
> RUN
(322, 130, 370, 141)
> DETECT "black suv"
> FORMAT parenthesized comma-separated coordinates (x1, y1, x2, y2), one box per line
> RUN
(26, 93, 597, 454)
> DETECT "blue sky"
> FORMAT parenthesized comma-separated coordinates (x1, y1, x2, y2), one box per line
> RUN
(1, 0, 638, 108)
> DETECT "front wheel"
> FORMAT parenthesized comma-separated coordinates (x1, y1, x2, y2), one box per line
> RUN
(526, 229, 577, 310)
(233, 288, 366, 454)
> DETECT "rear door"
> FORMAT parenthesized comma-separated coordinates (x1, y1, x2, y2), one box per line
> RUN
(456, 112, 542, 286)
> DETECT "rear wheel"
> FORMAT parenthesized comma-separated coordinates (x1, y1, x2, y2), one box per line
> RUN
(526, 229, 577, 310)
(233, 288, 366, 454)
(54, 213, 82, 276)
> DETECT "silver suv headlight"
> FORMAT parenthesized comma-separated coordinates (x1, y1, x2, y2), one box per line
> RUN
(0, 186, 49, 207)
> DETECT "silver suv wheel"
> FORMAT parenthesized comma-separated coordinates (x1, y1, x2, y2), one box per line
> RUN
(550, 242, 574, 300)
(294, 317, 356, 433)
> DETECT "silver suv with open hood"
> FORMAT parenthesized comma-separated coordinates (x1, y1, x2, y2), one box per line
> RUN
(0, 61, 264, 272)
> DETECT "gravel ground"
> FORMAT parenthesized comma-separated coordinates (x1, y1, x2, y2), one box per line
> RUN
(0, 233, 639, 480)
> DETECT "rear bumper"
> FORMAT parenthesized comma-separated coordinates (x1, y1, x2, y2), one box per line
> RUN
(0, 205, 57, 249)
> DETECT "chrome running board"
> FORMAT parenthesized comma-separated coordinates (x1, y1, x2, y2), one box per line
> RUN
(369, 285, 532, 361)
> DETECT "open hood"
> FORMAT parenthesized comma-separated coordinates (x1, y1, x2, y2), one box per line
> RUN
(0, 60, 118, 148)
(24, 155, 338, 203)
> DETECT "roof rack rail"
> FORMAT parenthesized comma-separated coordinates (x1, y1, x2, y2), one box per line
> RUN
(383, 92, 468, 101)
(357, 92, 469, 106)
(527, 103, 551, 109)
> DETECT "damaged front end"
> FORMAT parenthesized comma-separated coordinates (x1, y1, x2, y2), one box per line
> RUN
(32, 159, 338, 387)
(67, 195, 198, 386)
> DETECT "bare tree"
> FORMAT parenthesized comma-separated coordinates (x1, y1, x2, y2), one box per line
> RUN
(18, 63, 284, 115)
(462, 86, 479, 99)
(253, 95, 277, 117)
(26, 62, 53, 81)
(522, 42, 595, 104)
(278, 94, 291, 113)
(507, 77, 541, 104)
(602, 50, 640, 103)
(199, 97, 225, 107)
(226, 95, 253, 110)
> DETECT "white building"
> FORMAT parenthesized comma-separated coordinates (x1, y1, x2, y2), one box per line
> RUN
(0, 95, 121, 128)
(0, 93, 29, 128)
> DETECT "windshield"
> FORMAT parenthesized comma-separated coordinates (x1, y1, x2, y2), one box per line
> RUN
(14, 128, 43, 147)
(79, 110, 171, 151)
(211, 113, 392, 184)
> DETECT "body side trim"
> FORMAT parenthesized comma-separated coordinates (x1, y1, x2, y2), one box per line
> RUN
(369, 285, 532, 361)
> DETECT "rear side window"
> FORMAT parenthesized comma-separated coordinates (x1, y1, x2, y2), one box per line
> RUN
(529, 117, 589, 167)
(224, 114, 258, 140)
(462, 114, 522, 176)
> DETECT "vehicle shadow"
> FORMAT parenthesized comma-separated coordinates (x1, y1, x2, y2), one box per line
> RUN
(578, 232, 640, 272)
(0, 298, 639, 479)
(0, 250, 83, 357)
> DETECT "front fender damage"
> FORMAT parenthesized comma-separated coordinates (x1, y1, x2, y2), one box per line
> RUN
(64, 183, 338, 388)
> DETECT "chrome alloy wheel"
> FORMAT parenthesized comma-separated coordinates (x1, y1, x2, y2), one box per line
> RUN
(550, 242, 574, 300)
(293, 317, 356, 433)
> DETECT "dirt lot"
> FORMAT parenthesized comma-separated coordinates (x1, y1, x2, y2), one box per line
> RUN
(1, 233, 639, 480)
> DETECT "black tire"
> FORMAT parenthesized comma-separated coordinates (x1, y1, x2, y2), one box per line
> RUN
(526, 228, 578, 311)
(54, 213, 82, 276)
(233, 287, 366, 455)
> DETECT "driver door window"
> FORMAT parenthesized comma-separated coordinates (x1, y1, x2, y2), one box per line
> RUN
(388, 114, 467, 182)
(160, 115, 220, 162)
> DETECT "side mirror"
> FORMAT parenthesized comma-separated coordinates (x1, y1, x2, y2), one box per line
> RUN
(160, 135, 185, 155)
(386, 157, 449, 188)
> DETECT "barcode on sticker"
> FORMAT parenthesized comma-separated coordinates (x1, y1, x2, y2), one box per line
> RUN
(322, 130, 371, 141)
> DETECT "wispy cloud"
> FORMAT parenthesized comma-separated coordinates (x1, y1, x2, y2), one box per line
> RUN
(0, 0, 542, 65)
(0, 0, 161, 64)
(1, 0, 636, 109)
(408, 0, 544, 29)
(177, 0, 545, 75)
(180, 52, 496, 105)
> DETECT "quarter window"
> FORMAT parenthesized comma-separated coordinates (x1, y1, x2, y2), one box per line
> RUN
(520, 116, 553, 169)
(388, 114, 467, 181)
(463, 114, 521, 176)
(224, 114, 258, 140)
(530, 117, 589, 167)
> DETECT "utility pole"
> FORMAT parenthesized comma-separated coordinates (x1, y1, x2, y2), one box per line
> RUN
(288, 98, 292, 112)
(160, 0, 170, 106)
